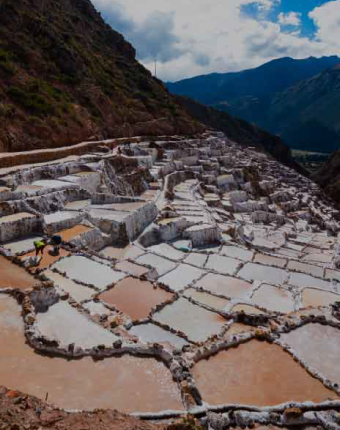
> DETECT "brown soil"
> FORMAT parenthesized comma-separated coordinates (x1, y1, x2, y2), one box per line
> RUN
(0, 386, 165, 430)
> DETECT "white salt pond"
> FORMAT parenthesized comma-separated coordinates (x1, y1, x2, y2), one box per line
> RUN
(205, 255, 241, 275)
(220, 245, 253, 262)
(287, 261, 324, 278)
(253, 253, 286, 268)
(288, 272, 332, 290)
(153, 297, 226, 342)
(158, 264, 206, 292)
(43, 270, 95, 302)
(2, 235, 42, 254)
(238, 263, 288, 285)
(184, 252, 207, 268)
(281, 323, 340, 386)
(136, 253, 177, 276)
(129, 323, 189, 349)
(195, 273, 253, 299)
(36, 300, 118, 348)
(183, 288, 229, 311)
(52, 256, 125, 290)
(301, 288, 340, 308)
(147, 243, 185, 261)
(251, 284, 295, 313)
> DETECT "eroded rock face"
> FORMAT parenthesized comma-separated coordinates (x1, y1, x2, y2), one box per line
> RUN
(1, 132, 340, 425)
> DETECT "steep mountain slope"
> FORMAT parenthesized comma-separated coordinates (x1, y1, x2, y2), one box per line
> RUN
(266, 66, 340, 152)
(167, 56, 340, 106)
(175, 95, 306, 175)
(313, 149, 340, 206)
(0, 0, 204, 152)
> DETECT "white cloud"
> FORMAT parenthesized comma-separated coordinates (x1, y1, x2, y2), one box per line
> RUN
(309, 1, 340, 49)
(92, 0, 340, 81)
(278, 12, 301, 27)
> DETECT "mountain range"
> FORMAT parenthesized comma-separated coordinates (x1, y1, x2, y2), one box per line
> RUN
(167, 56, 340, 153)
(0, 0, 303, 177)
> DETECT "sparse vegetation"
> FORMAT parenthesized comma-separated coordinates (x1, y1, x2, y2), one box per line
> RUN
(0, 0, 202, 151)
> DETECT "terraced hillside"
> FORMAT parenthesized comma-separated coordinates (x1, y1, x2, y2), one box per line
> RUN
(0, 132, 340, 428)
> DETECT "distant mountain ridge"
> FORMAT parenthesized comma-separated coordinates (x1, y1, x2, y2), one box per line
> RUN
(0, 0, 305, 174)
(167, 56, 340, 153)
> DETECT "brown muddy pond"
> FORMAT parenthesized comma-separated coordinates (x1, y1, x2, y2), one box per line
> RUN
(0, 255, 36, 289)
(0, 295, 183, 413)
(193, 340, 338, 406)
(20, 246, 69, 271)
(57, 225, 93, 242)
(99, 277, 173, 321)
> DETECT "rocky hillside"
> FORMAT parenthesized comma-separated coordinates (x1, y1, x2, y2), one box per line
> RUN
(313, 149, 340, 206)
(175, 95, 307, 174)
(267, 66, 340, 152)
(0, 0, 204, 152)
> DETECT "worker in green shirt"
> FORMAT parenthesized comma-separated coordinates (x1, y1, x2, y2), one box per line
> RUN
(33, 239, 47, 256)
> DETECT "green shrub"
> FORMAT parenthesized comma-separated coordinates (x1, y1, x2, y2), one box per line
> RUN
(0, 47, 16, 76)
(0, 103, 14, 117)
(7, 86, 55, 116)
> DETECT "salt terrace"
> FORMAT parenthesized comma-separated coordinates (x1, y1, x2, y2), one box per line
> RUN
(1, 132, 340, 427)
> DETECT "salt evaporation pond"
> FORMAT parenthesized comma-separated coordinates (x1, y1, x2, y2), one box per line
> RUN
(0, 255, 36, 289)
(158, 264, 205, 292)
(220, 245, 253, 262)
(136, 253, 177, 276)
(43, 270, 95, 302)
(184, 288, 229, 311)
(205, 255, 241, 275)
(289, 273, 332, 290)
(184, 252, 208, 268)
(58, 225, 94, 241)
(253, 253, 286, 268)
(52, 255, 125, 290)
(238, 263, 288, 285)
(129, 323, 189, 348)
(20, 246, 69, 270)
(196, 273, 253, 299)
(251, 284, 295, 313)
(114, 260, 149, 277)
(99, 277, 174, 321)
(153, 297, 226, 342)
(302, 288, 340, 308)
(193, 340, 338, 406)
(0, 295, 183, 412)
(100, 244, 144, 260)
(35, 301, 118, 348)
(281, 323, 340, 385)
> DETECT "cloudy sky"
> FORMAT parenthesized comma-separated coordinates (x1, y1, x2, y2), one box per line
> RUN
(91, 0, 340, 82)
